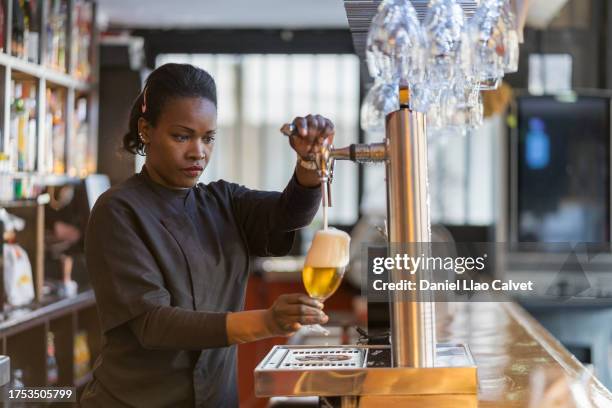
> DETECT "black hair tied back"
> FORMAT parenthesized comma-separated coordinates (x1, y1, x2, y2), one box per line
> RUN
(122, 63, 218, 155)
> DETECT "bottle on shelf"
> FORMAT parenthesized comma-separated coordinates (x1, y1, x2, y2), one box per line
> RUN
(10, 81, 25, 172)
(10, 80, 37, 173)
(21, 0, 31, 61)
(72, 97, 88, 176)
(46, 87, 66, 174)
(44, 0, 53, 66)
(46, 331, 59, 385)
(72, 1, 92, 80)
(0, 153, 13, 202)
(24, 0, 40, 63)
(24, 82, 37, 172)
(57, 1, 67, 71)
(11, 368, 25, 388)
(45, 0, 67, 72)
(12, 0, 25, 59)
(7, 368, 27, 407)
(2, 212, 35, 306)
(0, 1, 6, 53)
(74, 330, 91, 383)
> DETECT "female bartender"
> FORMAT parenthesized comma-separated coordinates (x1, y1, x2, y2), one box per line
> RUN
(81, 63, 332, 407)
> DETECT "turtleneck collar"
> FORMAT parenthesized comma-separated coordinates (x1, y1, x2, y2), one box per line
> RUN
(140, 165, 193, 204)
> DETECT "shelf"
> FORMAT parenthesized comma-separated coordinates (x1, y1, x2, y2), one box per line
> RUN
(6, 172, 82, 184)
(0, 199, 39, 208)
(0, 0, 100, 391)
(0, 53, 93, 92)
(32, 173, 83, 186)
(0, 290, 96, 337)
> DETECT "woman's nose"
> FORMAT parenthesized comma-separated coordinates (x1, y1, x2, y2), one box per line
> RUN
(187, 141, 207, 160)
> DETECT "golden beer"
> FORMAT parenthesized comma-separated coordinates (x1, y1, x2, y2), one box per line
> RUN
(302, 266, 345, 301)
(302, 228, 350, 301)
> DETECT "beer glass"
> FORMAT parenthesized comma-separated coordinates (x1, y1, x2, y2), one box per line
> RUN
(302, 228, 351, 335)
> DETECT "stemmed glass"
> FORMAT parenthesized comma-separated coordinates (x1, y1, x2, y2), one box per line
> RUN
(422, 0, 465, 90)
(467, 0, 504, 90)
(365, 0, 425, 86)
(360, 81, 399, 134)
(360, 0, 516, 136)
(301, 228, 351, 335)
(499, 0, 519, 73)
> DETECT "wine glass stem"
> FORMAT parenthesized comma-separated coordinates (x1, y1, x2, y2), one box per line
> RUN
(304, 297, 329, 335)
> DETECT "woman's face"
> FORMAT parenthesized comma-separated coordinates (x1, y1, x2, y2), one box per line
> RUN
(139, 97, 217, 189)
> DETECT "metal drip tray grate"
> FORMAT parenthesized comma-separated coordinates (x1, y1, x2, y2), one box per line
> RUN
(255, 344, 478, 398)
(262, 347, 366, 370)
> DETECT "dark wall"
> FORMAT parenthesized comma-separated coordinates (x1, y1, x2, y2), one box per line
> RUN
(133, 29, 355, 69)
(97, 46, 141, 185)
(505, 0, 609, 90)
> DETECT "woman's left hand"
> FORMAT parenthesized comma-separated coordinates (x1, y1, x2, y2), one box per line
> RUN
(288, 114, 335, 160)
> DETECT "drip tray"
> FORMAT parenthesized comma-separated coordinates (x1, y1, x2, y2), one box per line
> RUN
(262, 347, 365, 370)
(255, 344, 477, 398)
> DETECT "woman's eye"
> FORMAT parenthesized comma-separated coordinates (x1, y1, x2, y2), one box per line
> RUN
(173, 135, 189, 142)
(203, 136, 216, 144)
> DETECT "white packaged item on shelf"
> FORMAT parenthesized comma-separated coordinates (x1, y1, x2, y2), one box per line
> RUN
(3, 243, 35, 306)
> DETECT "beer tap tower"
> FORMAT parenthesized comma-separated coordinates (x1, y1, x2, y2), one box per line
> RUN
(254, 92, 478, 406)
(282, 91, 436, 368)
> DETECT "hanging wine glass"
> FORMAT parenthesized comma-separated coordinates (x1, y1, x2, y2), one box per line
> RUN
(467, 91, 484, 129)
(366, 0, 405, 82)
(410, 82, 440, 113)
(499, 1, 519, 73)
(362, 0, 518, 134)
(468, 0, 504, 90)
(366, 0, 425, 85)
(360, 81, 399, 133)
(394, 0, 427, 86)
(426, 101, 444, 130)
(454, 28, 476, 88)
(422, 0, 466, 89)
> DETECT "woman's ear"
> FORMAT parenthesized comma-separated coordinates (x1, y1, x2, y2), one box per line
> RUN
(137, 117, 151, 143)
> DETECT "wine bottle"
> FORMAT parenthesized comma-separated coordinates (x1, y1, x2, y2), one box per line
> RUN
(0, 1, 6, 53)
(25, 0, 40, 63)
(46, 332, 59, 385)
(12, 0, 25, 58)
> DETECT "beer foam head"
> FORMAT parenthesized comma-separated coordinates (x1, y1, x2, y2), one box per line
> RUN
(304, 228, 350, 268)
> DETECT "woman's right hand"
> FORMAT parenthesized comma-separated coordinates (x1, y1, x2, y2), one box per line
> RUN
(264, 294, 329, 336)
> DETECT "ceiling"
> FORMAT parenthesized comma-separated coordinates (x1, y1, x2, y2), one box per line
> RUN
(96, 0, 350, 29)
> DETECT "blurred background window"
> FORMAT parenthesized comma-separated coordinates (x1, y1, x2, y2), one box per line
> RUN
(151, 53, 360, 226)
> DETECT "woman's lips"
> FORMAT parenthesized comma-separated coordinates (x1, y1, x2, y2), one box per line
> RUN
(181, 166, 203, 177)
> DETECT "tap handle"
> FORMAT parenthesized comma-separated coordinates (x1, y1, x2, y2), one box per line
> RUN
(280, 123, 296, 137)
(281, 122, 334, 173)
(281, 122, 333, 207)
(280, 122, 318, 163)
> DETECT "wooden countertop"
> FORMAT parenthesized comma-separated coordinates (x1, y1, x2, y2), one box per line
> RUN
(295, 301, 612, 407)
(437, 302, 610, 406)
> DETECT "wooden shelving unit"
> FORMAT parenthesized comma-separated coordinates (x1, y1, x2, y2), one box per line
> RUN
(0, 0, 100, 188)
(0, 0, 100, 393)
(0, 290, 99, 388)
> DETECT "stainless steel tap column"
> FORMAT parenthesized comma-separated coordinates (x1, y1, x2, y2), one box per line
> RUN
(385, 107, 436, 368)
(258, 117, 478, 403)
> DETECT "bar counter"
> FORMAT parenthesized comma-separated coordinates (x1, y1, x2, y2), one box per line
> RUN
(367, 302, 612, 407)
(290, 301, 612, 407)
